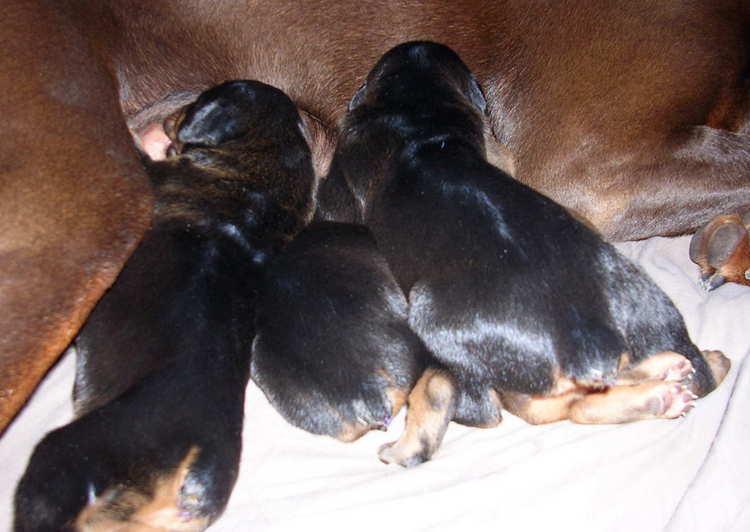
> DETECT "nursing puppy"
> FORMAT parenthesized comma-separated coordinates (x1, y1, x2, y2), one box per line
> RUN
(15, 81, 316, 531)
(317, 42, 731, 467)
(251, 221, 426, 442)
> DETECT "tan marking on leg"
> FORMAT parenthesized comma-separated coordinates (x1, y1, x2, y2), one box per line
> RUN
(499, 372, 589, 425)
(617, 351, 631, 372)
(336, 421, 374, 443)
(334, 379, 410, 442)
(568, 382, 696, 424)
(541, 364, 608, 393)
(502, 388, 586, 425)
(550, 373, 584, 395)
(375, 369, 410, 419)
(378, 368, 456, 467)
(386, 386, 408, 419)
(74, 447, 210, 532)
(616, 351, 694, 385)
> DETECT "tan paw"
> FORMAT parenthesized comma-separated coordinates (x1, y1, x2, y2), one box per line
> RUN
(617, 351, 694, 385)
(644, 382, 697, 419)
(377, 441, 429, 468)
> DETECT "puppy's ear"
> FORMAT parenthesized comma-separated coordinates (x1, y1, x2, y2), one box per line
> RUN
(466, 74, 487, 114)
(348, 81, 368, 111)
(178, 97, 249, 147)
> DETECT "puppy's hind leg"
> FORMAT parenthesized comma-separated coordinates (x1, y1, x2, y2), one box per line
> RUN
(617, 350, 730, 397)
(565, 349, 730, 424)
(378, 368, 456, 467)
(567, 381, 697, 424)
(499, 347, 731, 427)
(501, 377, 586, 425)
(500, 382, 692, 425)
(615, 351, 695, 385)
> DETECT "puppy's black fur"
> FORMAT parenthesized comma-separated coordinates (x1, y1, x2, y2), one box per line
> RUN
(15, 81, 316, 530)
(250, 221, 426, 441)
(317, 41, 727, 465)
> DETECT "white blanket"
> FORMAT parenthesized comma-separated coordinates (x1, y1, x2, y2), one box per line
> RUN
(2, 235, 748, 532)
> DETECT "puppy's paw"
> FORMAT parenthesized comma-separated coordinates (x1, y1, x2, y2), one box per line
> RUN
(661, 356, 695, 382)
(378, 441, 431, 468)
(644, 382, 697, 419)
(335, 414, 392, 443)
(375, 369, 455, 467)
(689, 213, 750, 290)
(617, 351, 695, 385)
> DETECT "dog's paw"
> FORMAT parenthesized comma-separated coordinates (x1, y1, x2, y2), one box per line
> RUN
(375, 369, 455, 467)
(377, 440, 431, 468)
(617, 351, 695, 385)
(643, 382, 697, 419)
(689, 213, 750, 290)
(659, 354, 695, 382)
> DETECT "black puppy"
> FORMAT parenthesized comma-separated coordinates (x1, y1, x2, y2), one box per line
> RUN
(15, 81, 316, 531)
(251, 221, 426, 442)
(316, 41, 731, 467)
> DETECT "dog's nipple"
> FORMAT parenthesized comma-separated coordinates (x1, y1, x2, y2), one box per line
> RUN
(137, 122, 173, 161)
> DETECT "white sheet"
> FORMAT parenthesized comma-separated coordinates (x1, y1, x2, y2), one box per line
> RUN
(2, 235, 748, 532)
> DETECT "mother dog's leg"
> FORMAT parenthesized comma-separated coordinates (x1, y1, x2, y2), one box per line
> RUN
(689, 212, 750, 289)
(0, 1, 152, 431)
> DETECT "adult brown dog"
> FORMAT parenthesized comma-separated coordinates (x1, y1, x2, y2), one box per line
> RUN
(1, 0, 748, 438)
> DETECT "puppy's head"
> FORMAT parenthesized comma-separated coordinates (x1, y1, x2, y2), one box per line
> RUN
(165, 80, 308, 158)
(348, 41, 486, 116)
(345, 42, 516, 176)
(152, 80, 318, 229)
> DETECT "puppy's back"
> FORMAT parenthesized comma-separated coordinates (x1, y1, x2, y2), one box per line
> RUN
(251, 221, 426, 440)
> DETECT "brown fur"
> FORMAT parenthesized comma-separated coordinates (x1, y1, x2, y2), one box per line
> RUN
(690, 213, 750, 288)
(2, 0, 749, 431)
